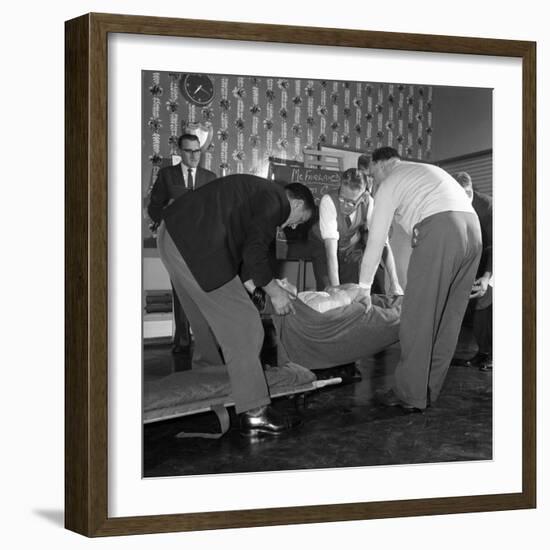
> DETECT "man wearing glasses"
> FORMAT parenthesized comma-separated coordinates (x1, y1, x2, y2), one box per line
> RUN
(357, 154, 372, 191)
(148, 133, 217, 357)
(148, 134, 217, 221)
(314, 168, 401, 294)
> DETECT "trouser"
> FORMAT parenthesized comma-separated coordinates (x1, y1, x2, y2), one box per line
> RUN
(337, 248, 363, 285)
(394, 211, 482, 409)
(170, 280, 224, 367)
(279, 237, 329, 291)
(157, 223, 270, 413)
(171, 282, 190, 346)
(473, 286, 493, 357)
(337, 249, 386, 294)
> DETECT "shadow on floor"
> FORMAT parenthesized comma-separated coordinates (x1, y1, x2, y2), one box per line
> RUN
(33, 509, 65, 527)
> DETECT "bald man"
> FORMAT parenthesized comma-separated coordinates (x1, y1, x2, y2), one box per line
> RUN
(358, 147, 482, 412)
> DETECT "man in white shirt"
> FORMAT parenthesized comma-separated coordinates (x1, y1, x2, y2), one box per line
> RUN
(313, 168, 401, 294)
(359, 147, 482, 412)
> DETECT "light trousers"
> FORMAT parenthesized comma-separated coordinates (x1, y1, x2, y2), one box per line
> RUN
(157, 223, 270, 413)
(395, 211, 482, 409)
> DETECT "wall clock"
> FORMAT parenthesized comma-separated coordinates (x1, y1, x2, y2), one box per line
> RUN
(179, 73, 215, 106)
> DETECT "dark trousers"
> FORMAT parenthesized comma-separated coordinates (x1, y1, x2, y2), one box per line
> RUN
(395, 211, 482, 409)
(281, 237, 330, 291)
(158, 223, 269, 413)
(309, 240, 385, 293)
(473, 286, 493, 357)
(337, 250, 386, 294)
(171, 282, 190, 346)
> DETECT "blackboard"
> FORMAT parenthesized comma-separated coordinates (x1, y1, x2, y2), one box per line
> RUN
(270, 164, 342, 203)
(269, 163, 342, 252)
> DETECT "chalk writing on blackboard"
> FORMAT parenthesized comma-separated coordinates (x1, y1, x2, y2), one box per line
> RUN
(270, 164, 342, 203)
(289, 167, 341, 185)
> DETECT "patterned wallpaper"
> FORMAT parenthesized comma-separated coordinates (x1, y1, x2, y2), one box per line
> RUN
(143, 71, 434, 197)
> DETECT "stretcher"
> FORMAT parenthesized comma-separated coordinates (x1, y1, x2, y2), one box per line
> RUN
(144, 362, 341, 438)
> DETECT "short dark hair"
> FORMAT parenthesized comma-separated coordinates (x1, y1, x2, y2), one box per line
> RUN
(371, 146, 400, 163)
(285, 182, 316, 215)
(453, 171, 473, 188)
(177, 133, 200, 149)
(357, 154, 370, 170)
(341, 168, 365, 191)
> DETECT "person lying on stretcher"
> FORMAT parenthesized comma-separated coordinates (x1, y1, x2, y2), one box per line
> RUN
(243, 278, 372, 314)
(243, 278, 402, 372)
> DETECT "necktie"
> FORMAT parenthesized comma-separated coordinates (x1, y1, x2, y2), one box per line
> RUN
(188, 168, 194, 191)
(345, 214, 352, 228)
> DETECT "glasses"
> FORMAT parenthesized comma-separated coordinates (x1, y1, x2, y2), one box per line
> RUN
(181, 148, 201, 155)
(338, 191, 368, 209)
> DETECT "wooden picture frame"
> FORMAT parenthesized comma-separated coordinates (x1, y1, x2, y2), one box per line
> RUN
(65, 12, 536, 537)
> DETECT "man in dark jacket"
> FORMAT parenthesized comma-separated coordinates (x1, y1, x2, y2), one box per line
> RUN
(453, 171, 493, 371)
(148, 134, 217, 356)
(157, 174, 315, 436)
(148, 133, 217, 221)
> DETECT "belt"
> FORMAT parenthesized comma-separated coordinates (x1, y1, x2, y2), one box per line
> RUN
(411, 226, 419, 248)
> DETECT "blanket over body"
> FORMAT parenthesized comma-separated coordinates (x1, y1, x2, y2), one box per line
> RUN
(271, 294, 402, 370)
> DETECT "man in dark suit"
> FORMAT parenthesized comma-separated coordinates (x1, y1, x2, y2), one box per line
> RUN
(148, 133, 217, 356)
(453, 172, 493, 371)
(157, 175, 315, 436)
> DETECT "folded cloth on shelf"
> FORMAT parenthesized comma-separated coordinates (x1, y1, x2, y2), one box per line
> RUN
(145, 290, 173, 302)
(145, 303, 173, 313)
(271, 294, 402, 370)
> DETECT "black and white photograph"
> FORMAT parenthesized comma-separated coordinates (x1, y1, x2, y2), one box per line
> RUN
(4, 0, 544, 545)
(141, 69, 493, 477)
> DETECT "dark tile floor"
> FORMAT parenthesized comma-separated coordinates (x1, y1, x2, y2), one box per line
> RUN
(143, 322, 492, 478)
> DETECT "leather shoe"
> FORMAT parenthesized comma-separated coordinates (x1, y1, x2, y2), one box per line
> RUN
(239, 405, 301, 437)
(451, 357, 473, 368)
(375, 389, 423, 413)
(479, 358, 493, 372)
(470, 353, 491, 369)
(454, 352, 491, 369)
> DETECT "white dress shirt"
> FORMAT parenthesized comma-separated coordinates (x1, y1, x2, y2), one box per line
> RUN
(180, 164, 197, 189)
(319, 193, 375, 241)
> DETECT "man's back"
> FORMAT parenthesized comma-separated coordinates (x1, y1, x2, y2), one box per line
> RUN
(376, 161, 474, 235)
(163, 174, 290, 291)
(147, 163, 217, 223)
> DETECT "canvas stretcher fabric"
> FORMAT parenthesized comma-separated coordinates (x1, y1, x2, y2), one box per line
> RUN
(271, 294, 402, 370)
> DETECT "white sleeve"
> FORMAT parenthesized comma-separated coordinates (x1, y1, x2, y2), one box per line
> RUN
(359, 183, 396, 287)
(367, 195, 390, 246)
(365, 194, 375, 230)
(319, 195, 339, 240)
